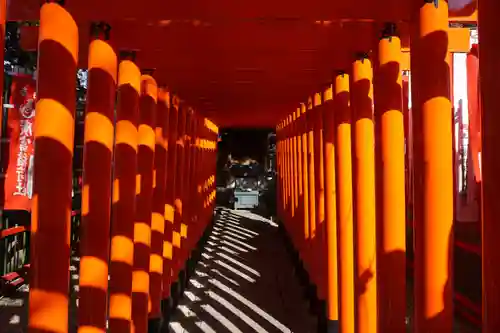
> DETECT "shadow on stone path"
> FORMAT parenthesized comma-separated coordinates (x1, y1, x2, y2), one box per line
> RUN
(167, 208, 317, 333)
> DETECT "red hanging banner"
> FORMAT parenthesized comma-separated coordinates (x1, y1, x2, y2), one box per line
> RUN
(3, 73, 36, 211)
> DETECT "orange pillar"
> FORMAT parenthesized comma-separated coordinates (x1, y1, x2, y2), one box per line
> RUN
(180, 109, 193, 265)
(28, 4, 78, 333)
(132, 75, 157, 333)
(479, 0, 500, 329)
(285, 116, 291, 223)
(109, 57, 141, 332)
(374, 23, 406, 333)
(78, 28, 117, 333)
(300, 103, 311, 266)
(313, 92, 326, 301)
(163, 97, 179, 301)
(277, 122, 283, 219)
(149, 89, 170, 324)
(172, 102, 186, 283)
(351, 54, 377, 333)
(185, 114, 198, 256)
(0, 0, 5, 136)
(334, 72, 355, 333)
(411, 1, 453, 332)
(295, 108, 304, 252)
(307, 97, 317, 279)
(322, 83, 339, 331)
(292, 111, 300, 244)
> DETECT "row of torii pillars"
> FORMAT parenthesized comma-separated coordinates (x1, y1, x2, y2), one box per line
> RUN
(276, 1, 500, 333)
(0, 2, 219, 333)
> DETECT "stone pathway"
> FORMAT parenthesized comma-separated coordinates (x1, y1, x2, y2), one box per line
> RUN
(167, 208, 317, 333)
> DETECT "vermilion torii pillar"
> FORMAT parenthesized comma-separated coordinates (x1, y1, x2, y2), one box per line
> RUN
(276, 122, 283, 220)
(307, 97, 317, 279)
(322, 83, 339, 332)
(109, 56, 141, 332)
(478, 0, 500, 331)
(292, 110, 300, 245)
(313, 91, 326, 302)
(289, 113, 296, 223)
(334, 71, 355, 333)
(172, 101, 187, 292)
(132, 75, 157, 333)
(149, 88, 170, 325)
(300, 103, 310, 263)
(374, 23, 406, 333)
(285, 115, 291, 221)
(78, 24, 117, 333)
(163, 96, 179, 302)
(411, 1, 453, 332)
(28, 3, 78, 332)
(351, 53, 377, 333)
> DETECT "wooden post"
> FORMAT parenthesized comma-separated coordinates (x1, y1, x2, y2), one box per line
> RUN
(78, 30, 117, 333)
(411, 1, 453, 331)
(374, 22, 406, 333)
(351, 53, 378, 333)
(28, 3, 78, 332)
(108, 58, 141, 332)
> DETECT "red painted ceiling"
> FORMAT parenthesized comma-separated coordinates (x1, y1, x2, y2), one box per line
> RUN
(6, 0, 477, 127)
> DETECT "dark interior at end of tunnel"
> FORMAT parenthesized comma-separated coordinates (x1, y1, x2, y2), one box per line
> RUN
(217, 128, 275, 168)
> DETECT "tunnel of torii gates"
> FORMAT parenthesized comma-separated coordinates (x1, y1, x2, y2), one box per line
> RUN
(2, 0, 500, 332)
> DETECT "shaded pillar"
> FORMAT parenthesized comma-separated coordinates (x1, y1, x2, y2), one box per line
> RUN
(478, 0, 500, 331)
(351, 54, 377, 333)
(149, 89, 170, 324)
(162, 97, 179, 301)
(172, 104, 187, 280)
(292, 110, 300, 244)
(373, 23, 406, 333)
(313, 92, 326, 300)
(307, 97, 317, 278)
(132, 75, 157, 333)
(334, 72, 355, 333)
(411, 1, 453, 331)
(78, 27, 117, 333)
(109, 57, 141, 332)
(285, 116, 291, 222)
(185, 114, 198, 257)
(300, 103, 311, 266)
(180, 109, 194, 266)
(322, 83, 339, 332)
(277, 122, 284, 219)
(28, 3, 78, 332)
(295, 108, 304, 253)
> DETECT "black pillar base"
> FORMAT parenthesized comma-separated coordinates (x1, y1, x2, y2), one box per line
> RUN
(325, 319, 339, 333)
(148, 318, 162, 333)
(178, 270, 187, 295)
(316, 299, 328, 332)
(306, 284, 319, 314)
(160, 297, 173, 330)
(170, 281, 181, 309)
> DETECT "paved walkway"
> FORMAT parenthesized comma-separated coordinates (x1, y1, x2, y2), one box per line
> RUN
(167, 208, 317, 333)
(0, 208, 480, 333)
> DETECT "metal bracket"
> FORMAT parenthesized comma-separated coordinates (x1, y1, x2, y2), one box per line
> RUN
(381, 22, 398, 41)
(90, 22, 112, 41)
(20, 21, 40, 27)
(44, 0, 65, 6)
(355, 52, 369, 63)
(119, 50, 137, 62)
(335, 70, 347, 78)
(423, 0, 439, 9)
(141, 68, 156, 76)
